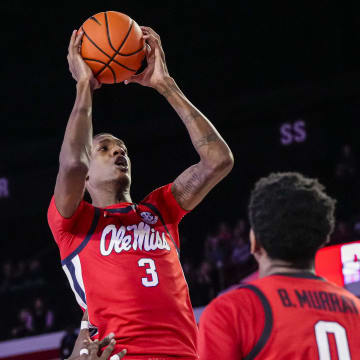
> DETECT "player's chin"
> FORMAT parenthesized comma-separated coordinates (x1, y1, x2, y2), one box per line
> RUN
(114, 169, 131, 182)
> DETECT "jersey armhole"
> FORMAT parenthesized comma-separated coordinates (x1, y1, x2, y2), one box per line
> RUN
(239, 284, 274, 360)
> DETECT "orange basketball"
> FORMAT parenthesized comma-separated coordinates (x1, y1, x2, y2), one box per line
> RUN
(80, 11, 146, 84)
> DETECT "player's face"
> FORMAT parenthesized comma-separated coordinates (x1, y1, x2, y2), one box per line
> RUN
(87, 135, 131, 188)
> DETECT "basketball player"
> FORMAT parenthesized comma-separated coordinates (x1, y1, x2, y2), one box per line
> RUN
(47, 26, 233, 359)
(199, 172, 360, 359)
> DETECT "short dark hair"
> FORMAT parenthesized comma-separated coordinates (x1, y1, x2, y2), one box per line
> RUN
(93, 133, 125, 145)
(248, 172, 336, 267)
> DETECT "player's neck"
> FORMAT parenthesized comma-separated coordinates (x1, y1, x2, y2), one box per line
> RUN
(258, 258, 315, 278)
(90, 188, 132, 208)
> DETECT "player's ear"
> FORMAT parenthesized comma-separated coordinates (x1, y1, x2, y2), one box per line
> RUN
(250, 228, 260, 255)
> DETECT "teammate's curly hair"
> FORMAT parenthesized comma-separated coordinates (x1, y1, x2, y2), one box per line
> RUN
(248, 172, 336, 267)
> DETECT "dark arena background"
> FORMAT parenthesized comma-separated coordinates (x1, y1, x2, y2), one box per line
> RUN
(1, 1, 360, 359)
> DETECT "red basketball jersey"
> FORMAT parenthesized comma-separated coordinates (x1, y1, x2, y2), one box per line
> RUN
(47, 183, 199, 359)
(199, 272, 360, 359)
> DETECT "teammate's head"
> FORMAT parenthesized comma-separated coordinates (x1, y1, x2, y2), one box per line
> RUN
(248, 172, 336, 268)
(86, 133, 131, 196)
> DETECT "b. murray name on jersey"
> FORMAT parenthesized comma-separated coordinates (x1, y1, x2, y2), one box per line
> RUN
(100, 222, 171, 256)
(277, 288, 359, 315)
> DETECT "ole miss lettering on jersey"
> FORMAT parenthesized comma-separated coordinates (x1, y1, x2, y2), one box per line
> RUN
(48, 183, 199, 359)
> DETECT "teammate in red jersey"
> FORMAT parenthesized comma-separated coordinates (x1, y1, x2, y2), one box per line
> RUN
(47, 26, 233, 359)
(199, 172, 360, 360)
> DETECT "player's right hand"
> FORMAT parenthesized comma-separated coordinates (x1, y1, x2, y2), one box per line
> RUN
(67, 30, 101, 90)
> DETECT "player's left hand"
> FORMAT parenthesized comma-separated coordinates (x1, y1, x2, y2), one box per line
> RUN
(124, 26, 171, 92)
(67, 310, 127, 360)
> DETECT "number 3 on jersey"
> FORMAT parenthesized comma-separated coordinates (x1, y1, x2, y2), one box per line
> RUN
(138, 258, 159, 287)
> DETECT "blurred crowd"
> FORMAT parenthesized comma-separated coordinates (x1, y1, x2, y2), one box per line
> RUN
(0, 258, 56, 340)
(0, 144, 359, 342)
(181, 218, 256, 307)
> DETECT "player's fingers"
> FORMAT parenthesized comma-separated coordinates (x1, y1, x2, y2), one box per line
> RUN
(93, 78, 102, 90)
(79, 315, 90, 339)
(124, 73, 142, 85)
(143, 38, 158, 64)
(109, 349, 127, 360)
(68, 30, 78, 54)
(143, 33, 158, 46)
(99, 332, 115, 349)
(88, 340, 99, 356)
(99, 339, 116, 359)
(140, 26, 160, 41)
(74, 29, 84, 50)
(147, 35, 165, 62)
(79, 343, 90, 359)
(144, 34, 164, 61)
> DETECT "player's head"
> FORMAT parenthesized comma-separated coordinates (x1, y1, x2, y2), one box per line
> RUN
(86, 133, 131, 195)
(248, 172, 336, 268)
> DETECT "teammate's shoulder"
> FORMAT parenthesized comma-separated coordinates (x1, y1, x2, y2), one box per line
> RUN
(201, 283, 264, 326)
(213, 282, 264, 307)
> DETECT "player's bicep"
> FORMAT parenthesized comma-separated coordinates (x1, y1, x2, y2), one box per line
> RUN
(54, 163, 87, 218)
(171, 162, 225, 211)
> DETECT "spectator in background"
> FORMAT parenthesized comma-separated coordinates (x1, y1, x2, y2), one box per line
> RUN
(231, 237, 251, 265)
(32, 297, 55, 334)
(0, 261, 12, 293)
(11, 308, 34, 338)
(204, 234, 224, 268)
(182, 260, 196, 292)
(231, 218, 250, 265)
(216, 221, 233, 242)
(192, 261, 215, 307)
(233, 218, 248, 238)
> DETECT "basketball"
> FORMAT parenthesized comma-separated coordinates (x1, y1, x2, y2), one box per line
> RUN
(80, 11, 146, 84)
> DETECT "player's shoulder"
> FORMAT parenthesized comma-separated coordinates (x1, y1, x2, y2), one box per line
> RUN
(208, 282, 264, 312)
(139, 183, 189, 225)
(48, 195, 94, 213)
(140, 183, 173, 204)
(47, 195, 95, 227)
(201, 282, 267, 336)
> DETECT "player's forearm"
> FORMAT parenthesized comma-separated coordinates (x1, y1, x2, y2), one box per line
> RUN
(59, 80, 93, 167)
(158, 77, 234, 172)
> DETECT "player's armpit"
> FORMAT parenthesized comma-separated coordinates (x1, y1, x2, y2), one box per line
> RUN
(171, 159, 231, 211)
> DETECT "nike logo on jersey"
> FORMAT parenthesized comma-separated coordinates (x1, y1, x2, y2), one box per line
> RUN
(100, 222, 171, 256)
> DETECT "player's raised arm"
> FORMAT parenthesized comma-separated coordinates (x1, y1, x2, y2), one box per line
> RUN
(125, 27, 234, 210)
(55, 30, 101, 218)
